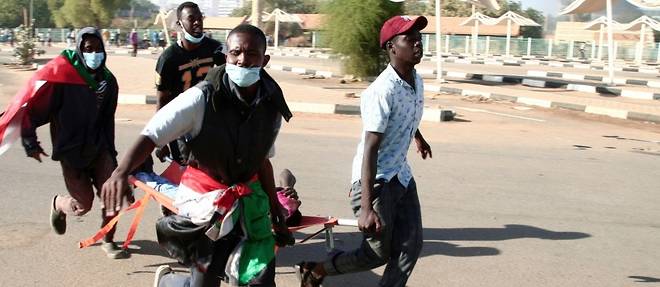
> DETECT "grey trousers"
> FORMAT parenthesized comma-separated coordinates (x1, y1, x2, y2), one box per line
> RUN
(323, 176, 423, 287)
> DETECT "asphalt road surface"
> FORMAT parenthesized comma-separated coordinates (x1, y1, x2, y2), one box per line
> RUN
(0, 52, 659, 287)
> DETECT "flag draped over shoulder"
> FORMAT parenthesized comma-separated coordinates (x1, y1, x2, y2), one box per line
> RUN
(0, 50, 114, 156)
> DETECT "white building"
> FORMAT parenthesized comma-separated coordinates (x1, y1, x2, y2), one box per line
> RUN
(215, 0, 245, 17)
(151, 0, 245, 17)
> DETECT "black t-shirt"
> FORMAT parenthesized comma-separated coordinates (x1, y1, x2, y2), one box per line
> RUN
(155, 37, 225, 98)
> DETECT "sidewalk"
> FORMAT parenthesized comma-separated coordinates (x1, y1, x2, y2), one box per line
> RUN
(425, 82, 660, 123)
(25, 52, 660, 124)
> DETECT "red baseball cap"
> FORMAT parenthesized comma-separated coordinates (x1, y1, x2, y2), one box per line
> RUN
(379, 15, 428, 48)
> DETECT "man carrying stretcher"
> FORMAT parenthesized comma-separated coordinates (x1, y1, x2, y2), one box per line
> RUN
(101, 24, 294, 287)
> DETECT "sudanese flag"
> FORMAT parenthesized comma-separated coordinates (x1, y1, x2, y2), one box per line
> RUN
(0, 50, 113, 155)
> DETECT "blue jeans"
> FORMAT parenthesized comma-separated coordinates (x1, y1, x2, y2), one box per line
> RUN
(323, 176, 423, 287)
(133, 171, 178, 199)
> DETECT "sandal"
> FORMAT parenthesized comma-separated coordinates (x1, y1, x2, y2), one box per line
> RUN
(294, 261, 324, 287)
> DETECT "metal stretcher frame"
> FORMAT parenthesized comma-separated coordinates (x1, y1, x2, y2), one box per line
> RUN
(79, 161, 358, 253)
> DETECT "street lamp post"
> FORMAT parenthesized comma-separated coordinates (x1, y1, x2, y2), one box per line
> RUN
(605, 0, 615, 85)
(435, 0, 443, 81)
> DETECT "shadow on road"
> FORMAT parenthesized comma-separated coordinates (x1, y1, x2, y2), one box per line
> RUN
(126, 239, 169, 257)
(629, 276, 660, 283)
(277, 224, 589, 265)
(424, 224, 590, 241)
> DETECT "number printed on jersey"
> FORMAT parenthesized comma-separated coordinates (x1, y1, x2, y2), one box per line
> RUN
(178, 57, 214, 91)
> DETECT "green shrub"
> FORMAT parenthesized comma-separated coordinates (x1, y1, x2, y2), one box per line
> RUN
(322, 0, 402, 78)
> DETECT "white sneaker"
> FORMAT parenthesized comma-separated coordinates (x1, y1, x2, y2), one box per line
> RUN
(153, 265, 172, 287)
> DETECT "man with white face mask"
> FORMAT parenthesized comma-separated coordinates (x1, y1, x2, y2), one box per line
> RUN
(0, 27, 127, 259)
(152, 1, 225, 166)
(102, 24, 294, 287)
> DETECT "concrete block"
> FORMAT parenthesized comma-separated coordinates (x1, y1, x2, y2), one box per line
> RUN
(522, 79, 547, 88)
(490, 93, 518, 102)
(567, 84, 597, 93)
(620, 90, 656, 100)
(291, 67, 307, 74)
(585, 106, 628, 119)
(483, 75, 504, 82)
(639, 68, 657, 74)
(446, 71, 471, 79)
(648, 81, 660, 88)
(627, 112, 660, 124)
(118, 94, 154, 105)
(551, 102, 586, 111)
(563, 73, 584, 80)
(417, 69, 435, 75)
(269, 64, 285, 71)
(335, 104, 360, 115)
(527, 70, 547, 77)
(517, 97, 552, 108)
(287, 102, 336, 114)
(424, 84, 442, 93)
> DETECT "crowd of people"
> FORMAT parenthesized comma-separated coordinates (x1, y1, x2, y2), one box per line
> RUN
(0, 2, 431, 287)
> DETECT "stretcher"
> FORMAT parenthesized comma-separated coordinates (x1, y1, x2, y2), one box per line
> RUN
(79, 161, 357, 253)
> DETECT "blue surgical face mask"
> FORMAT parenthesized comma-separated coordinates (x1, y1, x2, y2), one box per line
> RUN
(182, 28, 204, 44)
(225, 63, 261, 87)
(83, 52, 104, 70)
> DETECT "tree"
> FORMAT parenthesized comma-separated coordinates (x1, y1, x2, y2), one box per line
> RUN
(13, 22, 45, 65)
(441, 0, 474, 17)
(232, 0, 321, 17)
(48, 0, 130, 28)
(483, 1, 545, 38)
(404, 0, 428, 16)
(0, 0, 53, 28)
(323, 0, 402, 78)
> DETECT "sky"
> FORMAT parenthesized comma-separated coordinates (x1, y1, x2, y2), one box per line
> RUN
(520, 0, 562, 15)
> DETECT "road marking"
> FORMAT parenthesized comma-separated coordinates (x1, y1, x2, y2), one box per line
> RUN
(455, 107, 546, 122)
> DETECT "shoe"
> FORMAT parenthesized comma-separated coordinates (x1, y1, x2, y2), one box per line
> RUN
(153, 265, 172, 287)
(49, 195, 66, 235)
(101, 241, 130, 259)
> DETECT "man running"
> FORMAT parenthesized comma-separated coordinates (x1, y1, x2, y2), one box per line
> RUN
(0, 27, 129, 259)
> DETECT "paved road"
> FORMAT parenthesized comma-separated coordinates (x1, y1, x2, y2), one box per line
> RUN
(268, 55, 660, 82)
(1, 58, 660, 286)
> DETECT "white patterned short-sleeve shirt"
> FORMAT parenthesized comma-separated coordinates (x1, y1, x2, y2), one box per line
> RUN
(351, 64, 424, 187)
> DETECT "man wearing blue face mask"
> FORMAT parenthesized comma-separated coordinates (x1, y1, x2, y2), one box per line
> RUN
(0, 27, 128, 259)
(152, 1, 225, 166)
(102, 24, 294, 287)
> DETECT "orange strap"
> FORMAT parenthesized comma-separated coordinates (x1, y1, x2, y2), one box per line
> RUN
(130, 177, 178, 213)
(78, 176, 178, 249)
(121, 193, 150, 250)
(77, 198, 144, 248)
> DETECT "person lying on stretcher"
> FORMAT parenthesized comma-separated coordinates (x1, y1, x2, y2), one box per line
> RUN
(133, 166, 303, 226)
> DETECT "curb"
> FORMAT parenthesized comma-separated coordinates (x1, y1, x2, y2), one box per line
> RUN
(265, 63, 659, 101)
(115, 95, 453, 123)
(527, 70, 660, 89)
(266, 64, 335, 78)
(118, 94, 157, 105)
(423, 84, 660, 124)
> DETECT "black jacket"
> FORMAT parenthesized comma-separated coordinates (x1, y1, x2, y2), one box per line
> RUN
(21, 27, 118, 168)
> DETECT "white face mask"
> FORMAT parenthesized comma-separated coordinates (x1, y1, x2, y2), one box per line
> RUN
(182, 27, 204, 44)
(83, 52, 104, 70)
(225, 63, 261, 87)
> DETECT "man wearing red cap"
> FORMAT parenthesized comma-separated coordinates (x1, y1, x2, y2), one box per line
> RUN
(295, 15, 432, 287)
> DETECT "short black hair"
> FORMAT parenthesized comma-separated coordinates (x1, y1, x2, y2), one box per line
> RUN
(177, 1, 200, 20)
(228, 24, 267, 52)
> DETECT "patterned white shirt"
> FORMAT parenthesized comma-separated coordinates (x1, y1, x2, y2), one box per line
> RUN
(351, 64, 424, 187)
